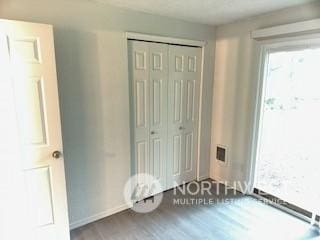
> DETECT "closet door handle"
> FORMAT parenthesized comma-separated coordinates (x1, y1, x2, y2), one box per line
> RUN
(179, 126, 185, 130)
(151, 131, 158, 135)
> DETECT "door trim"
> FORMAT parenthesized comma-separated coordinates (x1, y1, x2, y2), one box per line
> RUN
(251, 191, 312, 223)
(126, 33, 206, 183)
(126, 32, 206, 47)
(248, 36, 320, 224)
(248, 35, 320, 193)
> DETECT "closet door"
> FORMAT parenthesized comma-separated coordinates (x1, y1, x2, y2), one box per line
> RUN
(129, 40, 168, 192)
(129, 40, 150, 188)
(149, 43, 168, 190)
(167, 45, 201, 188)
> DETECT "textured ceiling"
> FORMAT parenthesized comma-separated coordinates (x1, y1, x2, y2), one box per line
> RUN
(92, 0, 314, 25)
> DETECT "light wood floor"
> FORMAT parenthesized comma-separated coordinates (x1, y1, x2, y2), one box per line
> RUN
(70, 180, 319, 240)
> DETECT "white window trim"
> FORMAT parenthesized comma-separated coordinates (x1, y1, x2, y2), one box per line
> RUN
(249, 36, 320, 193)
(252, 18, 320, 40)
(248, 36, 320, 224)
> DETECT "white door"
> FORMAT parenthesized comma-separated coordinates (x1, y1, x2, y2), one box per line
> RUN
(0, 20, 70, 240)
(129, 40, 168, 192)
(167, 45, 201, 188)
(149, 42, 168, 190)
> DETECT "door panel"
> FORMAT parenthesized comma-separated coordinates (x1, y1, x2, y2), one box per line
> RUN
(129, 41, 149, 176)
(173, 135, 182, 176)
(152, 52, 163, 71)
(135, 80, 147, 129)
(175, 55, 184, 72)
(10, 37, 41, 63)
(188, 56, 197, 72)
(167, 45, 201, 188)
(186, 80, 195, 121)
(173, 80, 183, 123)
(25, 76, 47, 145)
(150, 138, 161, 179)
(151, 79, 162, 126)
(129, 41, 168, 191)
(136, 141, 148, 175)
(0, 20, 70, 240)
(149, 43, 168, 189)
(25, 167, 54, 227)
(185, 132, 193, 172)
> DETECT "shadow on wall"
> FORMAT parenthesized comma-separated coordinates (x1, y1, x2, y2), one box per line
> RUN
(230, 34, 256, 182)
(54, 28, 129, 223)
(212, 34, 256, 184)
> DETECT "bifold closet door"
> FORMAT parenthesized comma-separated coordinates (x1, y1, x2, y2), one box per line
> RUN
(128, 40, 168, 190)
(167, 45, 202, 188)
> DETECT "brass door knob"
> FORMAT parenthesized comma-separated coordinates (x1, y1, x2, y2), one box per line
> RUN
(52, 151, 62, 159)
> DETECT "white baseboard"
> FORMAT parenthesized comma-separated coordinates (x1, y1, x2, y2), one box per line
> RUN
(210, 176, 248, 194)
(69, 204, 129, 230)
(197, 175, 210, 181)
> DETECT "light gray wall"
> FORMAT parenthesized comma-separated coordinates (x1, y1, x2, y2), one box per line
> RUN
(211, 2, 320, 185)
(0, 0, 215, 226)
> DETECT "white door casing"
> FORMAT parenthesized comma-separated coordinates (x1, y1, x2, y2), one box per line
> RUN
(167, 45, 201, 188)
(0, 20, 70, 240)
(129, 40, 168, 192)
